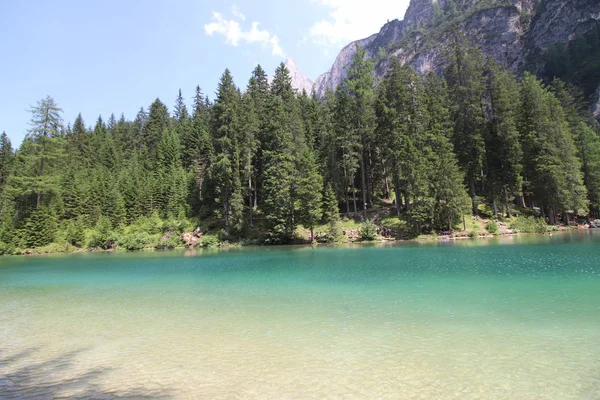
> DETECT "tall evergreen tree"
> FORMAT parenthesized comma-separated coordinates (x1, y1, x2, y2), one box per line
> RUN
(0, 132, 14, 190)
(18, 96, 64, 209)
(484, 60, 523, 217)
(345, 45, 375, 218)
(212, 69, 243, 234)
(446, 33, 486, 215)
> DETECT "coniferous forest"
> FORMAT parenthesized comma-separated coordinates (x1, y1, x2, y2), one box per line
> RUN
(1, 36, 600, 254)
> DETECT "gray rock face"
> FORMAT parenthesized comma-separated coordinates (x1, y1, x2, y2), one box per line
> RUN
(313, 0, 600, 98)
(281, 57, 314, 96)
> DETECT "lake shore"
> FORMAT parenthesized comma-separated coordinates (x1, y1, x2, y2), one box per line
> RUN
(12, 224, 586, 257)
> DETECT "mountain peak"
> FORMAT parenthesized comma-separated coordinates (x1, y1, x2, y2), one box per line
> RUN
(271, 57, 314, 96)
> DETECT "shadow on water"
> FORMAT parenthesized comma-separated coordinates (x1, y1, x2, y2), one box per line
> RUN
(0, 347, 173, 399)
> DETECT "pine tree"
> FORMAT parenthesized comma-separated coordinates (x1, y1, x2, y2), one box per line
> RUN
(423, 73, 471, 230)
(246, 65, 270, 209)
(296, 149, 323, 241)
(262, 95, 296, 243)
(519, 73, 587, 223)
(143, 99, 170, 163)
(0, 132, 14, 190)
(484, 60, 523, 217)
(573, 122, 600, 218)
(17, 96, 65, 210)
(345, 45, 375, 218)
(212, 69, 243, 234)
(446, 34, 486, 215)
(22, 205, 57, 247)
(67, 113, 91, 166)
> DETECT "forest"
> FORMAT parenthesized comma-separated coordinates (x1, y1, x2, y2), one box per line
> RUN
(0, 33, 599, 254)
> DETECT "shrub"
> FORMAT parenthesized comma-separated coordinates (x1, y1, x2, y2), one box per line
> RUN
(64, 217, 86, 247)
(510, 216, 547, 233)
(87, 216, 118, 249)
(486, 220, 499, 234)
(327, 220, 344, 243)
(199, 235, 220, 248)
(359, 220, 378, 241)
(119, 232, 155, 251)
(156, 234, 183, 249)
(0, 241, 15, 255)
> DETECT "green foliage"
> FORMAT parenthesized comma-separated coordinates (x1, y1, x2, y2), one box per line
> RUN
(0, 241, 15, 255)
(3, 47, 600, 256)
(199, 234, 220, 248)
(541, 22, 600, 101)
(64, 217, 86, 247)
(22, 206, 57, 248)
(359, 220, 378, 241)
(510, 216, 548, 233)
(87, 215, 117, 249)
(486, 220, 499, 234)
(156, 234, 183, 249)
(118, 232, 155, 251)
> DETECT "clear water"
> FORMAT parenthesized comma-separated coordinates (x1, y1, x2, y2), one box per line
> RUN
(1, 232, 599, 399)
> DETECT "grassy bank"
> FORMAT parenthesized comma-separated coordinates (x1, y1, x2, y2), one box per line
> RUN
(2, 204, 584, 256)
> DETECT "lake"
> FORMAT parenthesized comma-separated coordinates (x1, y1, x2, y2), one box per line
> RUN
(0, 232, 599, 399)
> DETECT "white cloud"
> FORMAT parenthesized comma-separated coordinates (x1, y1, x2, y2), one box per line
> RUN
(204, 6, 285, 57)
(307, 0, 410, 48)
(231, 4, 245, 21)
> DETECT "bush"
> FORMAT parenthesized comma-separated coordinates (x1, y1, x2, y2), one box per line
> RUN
(0, 241, 15, 255)
(359, 220, 378, 241)
(64, 217, 86, 247)
(156, 234, 183, 249)
(118, 232, 155, 251)
(486, 220, 499, 234)
(327, 220, 344, 243)
(87, 216, 118, 249)
(468, 231, 477, 238)
(199, 235, 220, 248)
(510, 216, 547, 233)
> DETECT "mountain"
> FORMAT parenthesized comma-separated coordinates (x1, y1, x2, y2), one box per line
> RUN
(313, 0, 600, 115)
(271, 58, 314, 96)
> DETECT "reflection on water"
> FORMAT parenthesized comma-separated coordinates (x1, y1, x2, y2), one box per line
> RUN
(0, 231, 599, 399)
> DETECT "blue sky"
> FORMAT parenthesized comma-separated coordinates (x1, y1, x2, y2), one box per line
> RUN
(0, 0, 409, 146)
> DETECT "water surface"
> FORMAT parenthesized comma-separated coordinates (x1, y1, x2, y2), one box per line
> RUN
(1, 232, 599, 399)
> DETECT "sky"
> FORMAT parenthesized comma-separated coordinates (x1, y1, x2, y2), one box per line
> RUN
(0, 0, 409, 146)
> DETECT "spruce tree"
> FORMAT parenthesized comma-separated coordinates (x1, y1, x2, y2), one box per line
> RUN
(296, 149, 323, 241)
(345, 45, 375, 218)
(446, 34, 486, 215)
(212, 69, 243, 234)
(0, 132, 14, 190)
(484, 60, 523, 217)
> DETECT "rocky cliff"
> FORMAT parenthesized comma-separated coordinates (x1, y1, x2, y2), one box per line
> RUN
(271, 58, 314, 96)
(313, 0, 600, 100)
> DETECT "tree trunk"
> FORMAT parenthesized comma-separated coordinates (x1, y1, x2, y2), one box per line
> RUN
(253, 176, 258, 209)
(470, 178, 478, 216)
(394, 178, 401, 217)
(492, 198, 498, 218)
(360, 154, 367, 220)
(352, 185, 357, 215)
(384, 174, 390, 199)
(37, 156, 45, 210)
(505, 189, 512, 218)
(248, 175, 253, 227)
(310, 227, 315, 242)
(346, 185, 350, 217)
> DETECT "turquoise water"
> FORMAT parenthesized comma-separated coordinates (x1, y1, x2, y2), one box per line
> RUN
(0, 232, 599, 399)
